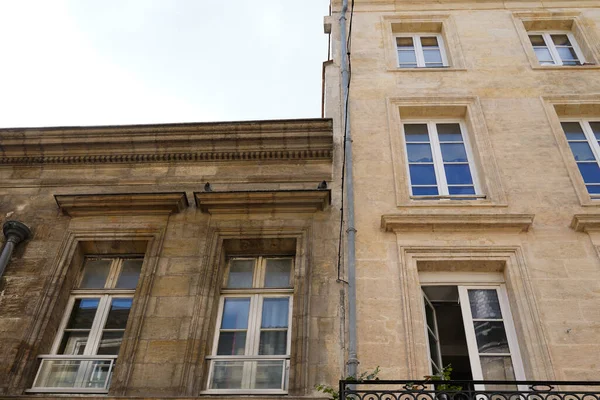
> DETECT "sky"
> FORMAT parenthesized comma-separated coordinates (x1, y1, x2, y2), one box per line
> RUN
(0, 0, 330, 128)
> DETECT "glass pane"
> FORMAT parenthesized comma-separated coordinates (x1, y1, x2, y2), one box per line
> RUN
(259, 331, 288, 355)
(398, 50, 417, 63)
(444, 164, 473, 185)
(441, 143, 468, 162)
(265, 258, 292, 288)
(480, 356, 515, 380)
(551, 34, 571, 46)
(221, 298, 250, 329)
(412, 186, 439, 196)
(396, 37, 413, 47)
(404, 124, 430, 141)
(424, 300, 436, 329)
(436, 123, 463, 141)
(474, 321, 510, 353)
(217, 332, 247, 355)
(227, 259, 254, 288)
(469, 289, 502, 319)
(103, 298, 133, 329)
(428, 330, 441, 369)
(253, 360, 284, 389)
(66, 298, 100, 329)
(569, 142, 595, 161)
(97, 331, 124, 355)
(448, 186, 476, 195)
(587, 185, 600, 194)
(424, 49, 442, 64)
(79, 259, 111, 288)
(211, 361, 244, 389)
(589, 122, 600, 139)
(407, 143, 433, 162)
(420, 36, 439, 47)
(557, 46, 578, 61)
(534, 48, 554, 63)
(561, 122, 586, 140)
(262, 298, 289, 328)
(58, 331, 90, 355)
(33, 359, 113, 389)
(410, 164, 437, 185)
(578, 162, 600, 183)
(528, 34, 545, 46)
(115, 259, 142, 289)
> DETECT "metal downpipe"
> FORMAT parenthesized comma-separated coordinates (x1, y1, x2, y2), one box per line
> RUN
(0, 221, 32, 280)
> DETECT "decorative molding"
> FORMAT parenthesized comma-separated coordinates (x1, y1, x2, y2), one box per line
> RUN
(0, 119, 333, 165)
(381, 213, 535, 232)
(194, 190, 331, 214)
(570, 214, 600, 232)
(55, 192, 188, 217)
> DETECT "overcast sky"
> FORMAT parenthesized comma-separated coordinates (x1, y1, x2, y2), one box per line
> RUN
(0, 0, 330, 128)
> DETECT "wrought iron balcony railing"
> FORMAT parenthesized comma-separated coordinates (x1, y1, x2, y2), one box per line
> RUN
(340, 379, 600, 400)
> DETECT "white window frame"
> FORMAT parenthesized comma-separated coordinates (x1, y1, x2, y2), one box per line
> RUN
(402, 119, 482, 199)
(396, 33, 449, 68)
(205, 256, 294, 395)
(561, 118, 600, 198)
(528, 31, 585, 66)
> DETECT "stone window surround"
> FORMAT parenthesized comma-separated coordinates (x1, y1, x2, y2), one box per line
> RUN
(512, 11, 600, 70)
(6, 226, 165, 396)
(386, 96, 507, 208)
(395, 245, 554, 381)
(382, 14, 467, 72)
(542, 95, 600, 207)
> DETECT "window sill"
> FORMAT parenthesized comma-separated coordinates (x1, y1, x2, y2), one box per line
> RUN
(201, 390, 289, 395)
(400, 197, 507, 208)
(531, 64, 600, 70)
(388, 67, 467, 72)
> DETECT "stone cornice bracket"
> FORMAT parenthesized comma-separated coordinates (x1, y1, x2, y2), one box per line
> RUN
(0, 118, 333, 165)
(570, 214, 600, 232)
(55, 192, 189, 217)
(194, 190, 331, 214)
(381, 213, 535, 232)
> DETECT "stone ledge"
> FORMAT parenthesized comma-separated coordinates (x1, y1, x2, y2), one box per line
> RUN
(194, 190, 331, 214)
(381, 213, 535, 232)
(55, 192, 189, 217)
(570, 214, 600, 232)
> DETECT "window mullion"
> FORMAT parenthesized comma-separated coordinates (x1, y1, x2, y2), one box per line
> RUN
(85, 295, 111, 355)
(582, 120, 600, 166)
(429, 123, 448, 195)
(414, 35, 425, 67)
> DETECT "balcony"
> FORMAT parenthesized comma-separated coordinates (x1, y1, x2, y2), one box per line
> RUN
(340, 379, 600, 400)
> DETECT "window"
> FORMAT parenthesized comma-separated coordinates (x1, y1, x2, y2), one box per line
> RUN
(561, 120, 600, 196)
(422, 285, 525, 387)
(206, 256, 293, 393)
(30, 256, 143, 393)
(402, 121, 480, 199)
(528, 32, 584, 66)
(396, 34, 447, 68)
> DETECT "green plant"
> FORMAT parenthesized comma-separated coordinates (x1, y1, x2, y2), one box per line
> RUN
(315, 366, 381, 400)
(424, 364, 462, 391)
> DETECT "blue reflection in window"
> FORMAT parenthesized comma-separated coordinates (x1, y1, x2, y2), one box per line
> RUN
(221, 298, 250, 329)
(412, 187, 439, 196)
(561, 122, 585, 140)
(407, 144, 433, 162)
(410, 165, 437, 185)
(261, 298, 289, 329)
(569, 142, 595, 161)
(449, 186, 476, 195)
(444, 164, 473, 185)
(587, 185, 600, 194)
(441, 143, 468, 162)
(579, 163, 600, 184)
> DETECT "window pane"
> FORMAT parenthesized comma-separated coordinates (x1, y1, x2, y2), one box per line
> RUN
(480, 356, 515, 380)
(444, 164, 473, 185)
(33, 359, 113, 389)
(534, 48, 554, 64)
(569, 142, 595, 161)
(468, 289, 502, 319)
(211, 361, 244, 389)
(79, 259, 111, 288)
(407, 143, 433, 162)
(97, 331, 124, 355)
(412, 186, 439, 196)
(103, 298, 133, 329)
(396, 37, 413, 47)
(259, 331, 288, 355)
(589, 122, 600, 139)
(398, 50, 417, 64)
(221, 298, 250, 329)
(262, 298, 289, 328)
(448, 186, 476, 195)
(557, 46, 578, 61)
(423, 49, 442, 64)
(217, 332, 247, 355)
(587, 185, 600, 194)
(226, 259, 254, 288)
(66, 298, 100, 329)
(427, 331, 441, 368)
(253, 360, 284, 389)
(578, 163, 600, 183)
(115, 259, 142, 289)
(551, 34, 571, 46)
(561, 122, 586, 140)
(404, 124, 430, 141)
(58, 331, 89, 355)
(420, 36, 439, 47)
(410, 164, 437, 185)
(265, 258, 292, 288)
(473, 321, 510, 353)
(436, 123, 463, 141)
(441, 143, 468, 162)
(528, 34, 545, 46)
(424, 300, 436, 329)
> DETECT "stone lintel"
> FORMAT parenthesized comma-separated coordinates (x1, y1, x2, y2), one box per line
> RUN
(194, 190, 331, 214)
(55, 192, 188, 217)
(381, 213, 535, 232)
(570, 214, 600, 232)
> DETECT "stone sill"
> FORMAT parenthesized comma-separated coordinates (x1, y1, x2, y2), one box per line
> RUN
(532, 65, 600, 70)
(386, 67, 467, 72)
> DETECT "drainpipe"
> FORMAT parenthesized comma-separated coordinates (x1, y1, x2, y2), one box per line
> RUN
(339, 0, 359, 378)
(0, 221, 32, 280)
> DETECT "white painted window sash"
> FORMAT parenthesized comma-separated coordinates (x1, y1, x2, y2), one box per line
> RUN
(562, 119, 600, 198)
(421, 290, 443, 375)
(396, 34, 448, 68)
(531, 31, 585, 66)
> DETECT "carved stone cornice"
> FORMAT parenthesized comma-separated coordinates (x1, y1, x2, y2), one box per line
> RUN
(381, 213, 535, 232)
(194, 190, 331, 214)
(55, 192, 188, 217)
(570, 214, 600, 232)
(0, 119, 333, 165)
